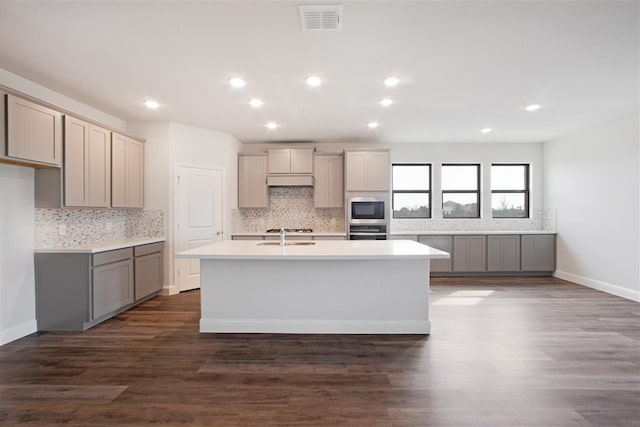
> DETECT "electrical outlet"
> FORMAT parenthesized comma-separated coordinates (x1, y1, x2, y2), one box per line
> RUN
(58, 224, 67, 236)
(106, 222, 112, 231)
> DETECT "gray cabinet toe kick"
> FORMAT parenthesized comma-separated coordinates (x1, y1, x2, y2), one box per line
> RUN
(35, 242, 164, 331)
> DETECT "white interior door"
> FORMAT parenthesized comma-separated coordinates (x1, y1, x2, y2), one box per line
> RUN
(175, 165, 224, 292)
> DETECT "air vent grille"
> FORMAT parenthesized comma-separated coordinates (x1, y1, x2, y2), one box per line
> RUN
(299, 5, 343, 31)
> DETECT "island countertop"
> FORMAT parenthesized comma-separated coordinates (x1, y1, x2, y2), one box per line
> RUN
(177, 239, 449, 261)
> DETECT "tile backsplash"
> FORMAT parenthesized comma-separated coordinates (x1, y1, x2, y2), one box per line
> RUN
(232, 187, 345, 232)
(35, 209, 164, 248)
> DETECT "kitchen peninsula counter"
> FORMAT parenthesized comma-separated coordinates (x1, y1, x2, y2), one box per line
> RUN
(178, 240, 449, 334)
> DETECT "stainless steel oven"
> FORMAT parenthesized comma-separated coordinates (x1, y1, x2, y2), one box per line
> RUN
(348, 197, 387, 224)
(349, 224, 387, 240)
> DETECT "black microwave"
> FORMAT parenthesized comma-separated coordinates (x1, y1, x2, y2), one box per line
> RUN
(348, 197, 386, 223)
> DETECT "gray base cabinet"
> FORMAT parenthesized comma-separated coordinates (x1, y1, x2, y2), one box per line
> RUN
(521, 235, 556, 271)
(35, 242, 164, 331)
(453, 236, 487, 272)
(419, 236, 453, 272)
(487, 235, 521, 272)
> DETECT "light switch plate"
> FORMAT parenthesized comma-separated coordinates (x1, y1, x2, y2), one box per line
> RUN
(58, 224, 67, 236)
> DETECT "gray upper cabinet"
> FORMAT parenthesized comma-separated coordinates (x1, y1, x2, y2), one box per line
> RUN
(453, 235, 487, 272)
(267, 148, 313, 174)
(63, 116, 111, 207)
(3, 94, 62, 167)
(419, 236, 453, 272)
(238, 154, 268, 208)
(314, 154, 344, 208)
(487, 235, 521, 272)
(345, 150, 390, 191)
(521, 235, 556, 271)
(112, 133, 144, 208)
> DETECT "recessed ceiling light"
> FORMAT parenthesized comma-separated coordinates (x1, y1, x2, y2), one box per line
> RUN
(144, 100, 159, 109)
(266, 122, 278, 129)
(229, 77, 246, 88)
(525, 103, 542, 111)
(305, 75, 322, 87)
(384, 77, 400, 87)
(249, 98, 263, 108)
(379, 98, 393, 107)
(481, 128, 492, 134)
(368, 122, 379, 129)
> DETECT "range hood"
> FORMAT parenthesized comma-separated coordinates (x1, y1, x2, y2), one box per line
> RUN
(267, 175, 314, 187)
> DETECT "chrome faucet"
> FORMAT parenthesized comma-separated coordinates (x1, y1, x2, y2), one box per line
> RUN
(280, 228, 286, 246)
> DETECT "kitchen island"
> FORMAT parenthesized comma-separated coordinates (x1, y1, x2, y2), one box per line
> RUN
(178, 239, 448, 334)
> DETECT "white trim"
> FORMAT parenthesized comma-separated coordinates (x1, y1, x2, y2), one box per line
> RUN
(173, 163, 226, 293)
(200, 319, 431, 334)
(160, 284, 179, 296)
(554, 270, 640, 302)
(0, 320, 37, 346)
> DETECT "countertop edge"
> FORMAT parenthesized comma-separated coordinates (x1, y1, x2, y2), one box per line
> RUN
(35, 237, 166, 254)
(390, 230, 557, 236)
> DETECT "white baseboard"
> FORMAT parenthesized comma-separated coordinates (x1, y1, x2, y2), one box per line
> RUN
(200, 319, 431, 334)
(0, 319, 37, 346)
(160, 284, 179, 295)
(554, 270, 640, 302)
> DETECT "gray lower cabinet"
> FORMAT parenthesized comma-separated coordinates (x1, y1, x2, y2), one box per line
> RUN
(418, 236, 453, 272)
(35, 243, 164, 331)
(487, 235, 521, 272)
(453, 236, 487, 272)
(134, 243, 164, 300)
(521, 235, 556, 271)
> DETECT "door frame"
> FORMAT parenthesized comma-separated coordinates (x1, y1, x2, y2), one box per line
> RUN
(173, 163, 226, 292)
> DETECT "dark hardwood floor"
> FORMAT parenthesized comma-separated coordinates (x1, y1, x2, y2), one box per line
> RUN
(1, 277, 638, 426)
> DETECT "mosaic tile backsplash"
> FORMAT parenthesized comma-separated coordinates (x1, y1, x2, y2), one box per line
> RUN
(35, 209, 164, 248)
(390, 208, 557, 232)
(232, 187, 345, 232)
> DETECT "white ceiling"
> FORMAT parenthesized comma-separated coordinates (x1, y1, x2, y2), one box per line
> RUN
(0, 1, 638, 144)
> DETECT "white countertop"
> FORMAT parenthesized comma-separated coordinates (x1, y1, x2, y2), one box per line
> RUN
(391, 230, 557, 236)
(232, 232, 347, 237)
(177, 239, 449, 261)
(35, 237, 166, 254)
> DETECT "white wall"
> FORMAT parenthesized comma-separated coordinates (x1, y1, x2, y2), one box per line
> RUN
(0, 165, 36, 345)
(544, 111, 639, 301)
(127, 121, 242, 294)
(0, 71, 126, 345)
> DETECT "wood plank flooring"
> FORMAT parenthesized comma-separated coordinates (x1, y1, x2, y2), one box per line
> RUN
(1, 277, 638, 426)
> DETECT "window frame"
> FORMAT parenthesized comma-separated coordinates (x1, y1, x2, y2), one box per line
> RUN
(491, 163, 530, 219)
(392, 163, 432, 219)
(441, 163, 481, 219)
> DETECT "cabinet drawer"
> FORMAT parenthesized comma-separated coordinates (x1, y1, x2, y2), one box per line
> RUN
(134, 242, 164, 257)
(92, 247, 133, 266)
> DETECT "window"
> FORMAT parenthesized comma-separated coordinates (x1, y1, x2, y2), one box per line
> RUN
(392, 164, 431, 218)
(442, 164, 480, 218)
(491, 164, 529, 218)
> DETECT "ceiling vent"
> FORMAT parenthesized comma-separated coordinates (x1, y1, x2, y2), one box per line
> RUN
(299, 5, 343, 31)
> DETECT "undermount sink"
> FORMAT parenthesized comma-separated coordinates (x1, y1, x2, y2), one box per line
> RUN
(257, 241, 316, 246)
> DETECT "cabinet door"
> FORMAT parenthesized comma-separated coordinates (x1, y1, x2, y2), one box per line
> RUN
(488, 235, 520, 272)
(366, 151, 390, 191)
(291, 149, 313, 174)
(126, 139, 144, 208)
(6, 95, 62, 166)
(419, 236, 453, 272)
(268, 149, 291, 174)
(327, 155, 344, 207)
(135, 252, 163, 300)
(92, 259, 134, 320)
(453, 236, 486, 272)
(521, 235, 555, 271)
(88, 125, 111, 207)
(314, 155, 329, 207)
(238, 155, 267, 208)
(63, 116, 90, 207)
(345, 152, 368, 191)
(111, 133, 128, 208)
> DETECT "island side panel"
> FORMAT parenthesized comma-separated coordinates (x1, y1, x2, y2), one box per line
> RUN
(199, 258, 431, 334)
